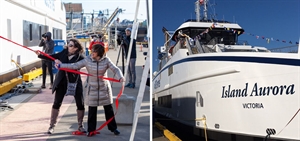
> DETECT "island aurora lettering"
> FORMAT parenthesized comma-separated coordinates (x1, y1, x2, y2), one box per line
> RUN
(221, 83, 295, 98)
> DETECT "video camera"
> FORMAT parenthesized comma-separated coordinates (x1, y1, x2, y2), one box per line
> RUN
(41, 33, 47, 38)
(117, 32, 126, 45)
(117, 32, 126, 40)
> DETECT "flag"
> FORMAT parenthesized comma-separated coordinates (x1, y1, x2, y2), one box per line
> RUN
(266, 38, 270, 43)
(271, 38, 273, 41)
(296, 42, 299, 44)
(256, 36, 259, 39)
(199, 0, 204, 5)
(276, 39, 279, 41)
(289, 41, 292, 44)
(261, 36, 265, 39)
(238, 31, 241, 34)
(282, 40, 286, 43)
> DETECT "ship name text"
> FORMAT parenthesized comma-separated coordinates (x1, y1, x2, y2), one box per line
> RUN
(154, 80, 160, 89)
(221, 83, 295, 98)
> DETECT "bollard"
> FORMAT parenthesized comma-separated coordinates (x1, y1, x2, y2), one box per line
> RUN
(112, 94, 136, 124)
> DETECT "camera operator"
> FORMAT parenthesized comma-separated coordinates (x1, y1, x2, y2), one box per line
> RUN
(117, 28, 137, 88)
(38, 32, 54, 89)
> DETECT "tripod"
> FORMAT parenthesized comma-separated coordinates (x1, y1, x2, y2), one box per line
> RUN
(111, 40, 125, 87)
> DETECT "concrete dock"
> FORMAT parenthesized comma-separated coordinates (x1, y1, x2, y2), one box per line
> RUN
(0, 45, 151, 141)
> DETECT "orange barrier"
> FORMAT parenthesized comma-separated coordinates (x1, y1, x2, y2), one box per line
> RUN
(104, 42, 109, 52)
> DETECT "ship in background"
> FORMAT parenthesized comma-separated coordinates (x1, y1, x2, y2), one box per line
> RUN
(0, 0, 66, 89)
(153, 0, 300, 140)
(0, 1, 148, 96)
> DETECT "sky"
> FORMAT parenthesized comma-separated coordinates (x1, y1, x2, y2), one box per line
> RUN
(61, 0, 147, 21)
(152, 0, 300, 72)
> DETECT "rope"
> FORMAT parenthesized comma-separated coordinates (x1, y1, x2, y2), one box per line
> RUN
(195, 116, 207, 141)
(0, 35, 124, 136)
(277, 108, 300, 135)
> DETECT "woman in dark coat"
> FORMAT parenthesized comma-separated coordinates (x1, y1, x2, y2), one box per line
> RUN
(35, 38, 86, 134)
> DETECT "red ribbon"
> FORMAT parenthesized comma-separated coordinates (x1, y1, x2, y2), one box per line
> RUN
(0, 35, 124, 136)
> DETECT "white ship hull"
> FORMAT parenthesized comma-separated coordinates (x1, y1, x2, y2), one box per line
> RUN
(153, 50, 300, 140)
(0, 0, 66, 79)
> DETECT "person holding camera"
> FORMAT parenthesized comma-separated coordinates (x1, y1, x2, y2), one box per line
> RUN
(38, 32, 54, 89)
(119, 28, 137, 88)
(35, 38, 86, 134)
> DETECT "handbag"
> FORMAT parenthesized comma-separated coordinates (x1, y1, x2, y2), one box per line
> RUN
(65, 54, 80, 96)
(65, 72, 79, 96)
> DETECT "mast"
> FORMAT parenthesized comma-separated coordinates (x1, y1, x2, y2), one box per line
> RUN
(195, 1, 200, 22)
(203, 0, 208, 20)
(195, 0, 208, 21)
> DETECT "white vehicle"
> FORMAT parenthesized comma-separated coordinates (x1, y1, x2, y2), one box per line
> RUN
(153, 0, 300, 140)
(0, 0, 66, 82)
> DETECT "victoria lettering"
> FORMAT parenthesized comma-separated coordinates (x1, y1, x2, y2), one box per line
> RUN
(242, 103, 264, 109)
(221, 83, 295, 98)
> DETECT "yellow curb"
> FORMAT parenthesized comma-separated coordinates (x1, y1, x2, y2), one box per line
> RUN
(154, 122, 181, 141)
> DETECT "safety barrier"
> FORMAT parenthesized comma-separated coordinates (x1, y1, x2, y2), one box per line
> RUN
(23, 68, 42, 82)
(0, 77, 23, 96)
(154, 122, 182, 141)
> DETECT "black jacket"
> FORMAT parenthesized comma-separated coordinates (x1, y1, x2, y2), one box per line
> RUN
(38, 49, 85, 94)
(38, 32, 54, 55)
(123, 36, 137, 59)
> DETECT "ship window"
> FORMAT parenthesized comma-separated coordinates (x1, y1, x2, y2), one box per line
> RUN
(7, 19, 11, 40)
(53, 28, 63, 39)
(39, 26, 41, 37)
(29, 24, 32, 41)
(52, 29, 55, 39)
(158, 95, 172, 108)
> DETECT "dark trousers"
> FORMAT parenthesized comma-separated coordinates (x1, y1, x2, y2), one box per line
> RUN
(87, 104, 117, 132)
(42, 60, 53, 85)
(52, 82, 84, 110)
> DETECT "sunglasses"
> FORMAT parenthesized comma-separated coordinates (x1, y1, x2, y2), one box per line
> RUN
(68, 44, 74, 47)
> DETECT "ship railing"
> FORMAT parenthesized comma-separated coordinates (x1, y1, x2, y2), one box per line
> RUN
(195, 38, 216, 54)
(268, 45, 298, 53)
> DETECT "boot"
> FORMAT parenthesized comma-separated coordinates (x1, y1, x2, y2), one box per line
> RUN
(129, 83, 135, 89)
(47, 108, 59, 134)
(77, 110, 87, 133)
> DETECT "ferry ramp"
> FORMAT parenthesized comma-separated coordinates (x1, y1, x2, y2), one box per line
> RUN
(0, 46, 150, 141)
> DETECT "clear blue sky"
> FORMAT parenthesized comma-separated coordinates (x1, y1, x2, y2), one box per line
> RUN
(152, 0, 300, 72)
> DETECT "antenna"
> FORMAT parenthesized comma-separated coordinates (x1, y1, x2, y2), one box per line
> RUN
(203, 0, 208, 20)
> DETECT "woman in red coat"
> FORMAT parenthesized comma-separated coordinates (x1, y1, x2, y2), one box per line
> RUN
(89, 35, 103, 51)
